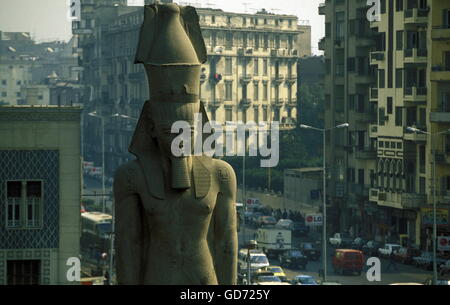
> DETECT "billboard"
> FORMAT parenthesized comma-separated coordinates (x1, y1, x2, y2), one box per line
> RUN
(305, 214, 323, 226)
(421, 208, 449, 226)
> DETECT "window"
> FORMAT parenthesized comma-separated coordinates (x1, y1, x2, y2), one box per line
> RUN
(395, 107, 403, 126)
(379, 69, 385, 88)
(379, 141, 384, 148)
(225, 108, 233, 122)
(2, 92, 6, 97)
(396, 69, 403, 88)
(225, 81, 232, 101)
(211, 108, 216, 121)
(225, 57, 232, 75)
(242, 109, 247, 123)
(253, 59, 259, 75)
(387, 97, 393, 114)
(253, 83, 259, 101)
(7, 260, 40, 285)
(445, 10, 450, 28)
(396, 31, 403, 50)
(16, 80, 21, 86)
(380, 0, 386, 14)
(397, 142, 403, 149)
(379, 107, 386, 125)
(347, 58, 355, 72)
(263, 59, 268, 76)
(396, 0, 403, 11)
(263, 108, 268, 121)
(6, 181, 42, 228)
(358, 169, 365, 185)
(263, 83, 268, 101)
(254, 108, 259, 123)
(1, 80, 6, 85)
(211, 15, 215, 23)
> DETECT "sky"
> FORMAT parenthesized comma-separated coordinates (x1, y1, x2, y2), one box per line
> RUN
(0, 0, 324, 54)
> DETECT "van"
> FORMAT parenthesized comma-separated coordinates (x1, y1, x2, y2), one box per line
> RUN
(332, 249, 365, 275)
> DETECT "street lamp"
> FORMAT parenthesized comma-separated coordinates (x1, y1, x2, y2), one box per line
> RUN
(247, 240, 257, 285)
(88, 111, 106, 214)
(300, 122, 350, 282)
(407, 126, 450, 285)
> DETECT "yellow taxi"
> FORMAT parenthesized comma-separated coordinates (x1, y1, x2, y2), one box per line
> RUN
(262, 266, 287, 282)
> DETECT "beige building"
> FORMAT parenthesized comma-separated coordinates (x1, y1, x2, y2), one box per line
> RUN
(0, 106, 82, 284)
(321, 0, 450, 248)
(284, 168, 323, 209)
(197, 8, 306, 128)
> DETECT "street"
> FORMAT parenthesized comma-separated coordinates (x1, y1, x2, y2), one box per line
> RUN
(238, 222, 434, 285)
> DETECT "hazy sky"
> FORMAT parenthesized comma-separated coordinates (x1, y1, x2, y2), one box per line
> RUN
(0, 0, 324, 54)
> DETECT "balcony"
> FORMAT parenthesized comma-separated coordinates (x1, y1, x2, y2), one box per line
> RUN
(239, 74, 253, 84)
(403, 86, 427, 102)
(239, 98, 252, 108)
(285, 75, 297, 84)
(271, 98, 284, 108)
(430, 109, 450, 123)
(431, 26, 450, 41)
(370, 51, 385, 65)
(430, 65, 450, 82)
(286, 98, 297, 108)
(404, 48, 428, 64)
(208, 99, 224, 108)
(319, 37, 326, 51)
(319, 3, 326, 15)
(404, 8, 429, 25)
(404, 130, 427, 142)
(401, 193, 426, 209)
(355, 147, 377, 160)
(271, 75, 285, 84)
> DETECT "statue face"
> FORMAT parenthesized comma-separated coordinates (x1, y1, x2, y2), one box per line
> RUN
(152, 122, 195, 158)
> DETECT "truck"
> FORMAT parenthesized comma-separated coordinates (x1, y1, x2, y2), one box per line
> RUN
(255, 227, 292, 258)
(329, 233, 353, 248)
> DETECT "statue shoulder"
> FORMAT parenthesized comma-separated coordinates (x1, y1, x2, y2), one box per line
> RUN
(212, 159, 237, 196)
(113, 160, 142, 196)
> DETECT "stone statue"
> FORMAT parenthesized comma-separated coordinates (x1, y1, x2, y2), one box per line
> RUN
(113, 3, 238, 285)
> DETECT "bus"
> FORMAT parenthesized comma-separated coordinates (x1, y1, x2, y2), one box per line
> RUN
(80, 212, 112, 276)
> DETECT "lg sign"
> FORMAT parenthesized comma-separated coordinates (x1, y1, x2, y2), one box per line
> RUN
(305, 214, 323, 226)
(438, 236, 450, 251)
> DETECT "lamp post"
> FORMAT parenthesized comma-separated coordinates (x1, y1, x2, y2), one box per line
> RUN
(407, 126, 450, 285)
(88, 111, 106, 213)
(300, 122, 349, 282)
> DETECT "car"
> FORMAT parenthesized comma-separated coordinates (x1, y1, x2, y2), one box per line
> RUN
(278, 249, 308, 270)
(276, 219, 293, 229)
(252, 271, 291, 285)
(412, 252, 433, 269)
(299, 242, 321, 261)
(291, 275, 318, 285)
(439, 260, 450, 276)
(332, 249, 365, 275)
(351, 237, 367, 251)
(292, 222, 309, 237)
(378, 243, 402, 257)
(362, 240, 384, 257)
(249, 212, 263, 227)
(393, 247, 421, 265)
(261, 266, 288, 282)
(237, 249, 270, 273)
(258, 216, 277, 227)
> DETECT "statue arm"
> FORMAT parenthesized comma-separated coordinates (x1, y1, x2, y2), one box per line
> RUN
(114, 165, 145, 284)
(213, 161, 238, 285)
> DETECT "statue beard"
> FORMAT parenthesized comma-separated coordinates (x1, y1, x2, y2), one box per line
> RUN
(170, 156, 191, 190)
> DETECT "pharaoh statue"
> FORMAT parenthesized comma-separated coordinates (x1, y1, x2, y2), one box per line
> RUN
(113, 3, 238, 285)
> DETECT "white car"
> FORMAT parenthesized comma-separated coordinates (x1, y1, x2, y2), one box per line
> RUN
(378, 243, 401, 257)
(276, 219, 293, 229)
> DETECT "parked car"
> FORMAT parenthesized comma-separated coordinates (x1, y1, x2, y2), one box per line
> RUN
(292, 222, 309, 237)
(439, 260, 450, 276)
(291, 275, 318, 285)
(278, 249, 308, 270)
(378, 243, 402, 257)
(362, 240, 384, 256)
(412, 252, 433, 269)
(249, 212, 263, 227)
(329, 233, 353, 248)
(351, 237, 367, 251)
(299, 242, 321, 261)
(393, 247, 421, 265)
(332, 249, 365, 275)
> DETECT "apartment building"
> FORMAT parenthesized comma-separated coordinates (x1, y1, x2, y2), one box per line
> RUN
(321, 0, 450, 248)
(75, 0, 310, 178)
(320, 0, 377, 238)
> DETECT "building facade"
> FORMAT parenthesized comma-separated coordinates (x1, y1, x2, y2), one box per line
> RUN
(284, 168, 323, 209)
(0, 106, 82, 285)
(321, 0, 450, 248)
(75, 1, 310, 178)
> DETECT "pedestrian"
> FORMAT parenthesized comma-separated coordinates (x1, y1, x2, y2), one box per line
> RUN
(385, 251, 398, 272)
